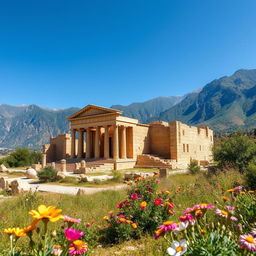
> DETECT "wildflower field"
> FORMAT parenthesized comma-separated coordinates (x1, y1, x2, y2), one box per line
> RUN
(0, 170, 255, 256)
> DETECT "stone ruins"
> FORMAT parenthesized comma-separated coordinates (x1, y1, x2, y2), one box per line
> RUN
(41, 104, 213, 171)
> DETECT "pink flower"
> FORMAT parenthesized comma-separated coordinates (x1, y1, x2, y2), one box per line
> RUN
(215, 209, 229, 218)
(154, 198, 163, 206)
(234, 185, 243, 191)
(65, 228, 84, 241)
(179, 214, 195, 225)
(238, 234, 256, 252)
(116, 200, 127, 209)
(118, 214, 125, 218)
(68, 240, 88, 255)
(225, 206, 235, 212)
(251, 228, 256, 237)
(130, 193, 138, 199)
(230, 216, 238, 222)
(63, 216, 81, 224)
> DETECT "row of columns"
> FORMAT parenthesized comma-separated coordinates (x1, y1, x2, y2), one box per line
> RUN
(71, 125, 128, 160)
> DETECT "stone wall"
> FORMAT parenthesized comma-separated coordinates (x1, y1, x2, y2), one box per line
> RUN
(45, 134, 73, 162)
(149, 121, 170, 158)
(133, 124, 150, 157)
(170, 121, 213, 165)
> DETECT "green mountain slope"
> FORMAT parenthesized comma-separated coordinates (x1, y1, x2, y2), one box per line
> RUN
(158, 69, 256, 131)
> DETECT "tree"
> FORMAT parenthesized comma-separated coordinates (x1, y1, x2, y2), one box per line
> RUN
(213, 133, 256, 173)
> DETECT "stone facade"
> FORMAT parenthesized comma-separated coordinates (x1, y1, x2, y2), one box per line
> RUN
(42, 104, 213, 170)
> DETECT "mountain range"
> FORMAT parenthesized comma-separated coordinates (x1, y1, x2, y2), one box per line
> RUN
(1, 68, 256, 149)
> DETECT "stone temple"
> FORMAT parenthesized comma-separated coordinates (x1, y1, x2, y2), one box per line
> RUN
(41, 104, 213, 172)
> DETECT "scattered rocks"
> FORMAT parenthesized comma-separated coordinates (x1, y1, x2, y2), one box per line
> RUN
(11, 180, 30, 194)
(0, 164, 8, 172)
(25, 168, 38, 179)
(56, 171, 66, 180)
(122, 246, 137, 251)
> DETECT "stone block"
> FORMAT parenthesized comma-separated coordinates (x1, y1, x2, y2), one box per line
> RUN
(0, 164, 8, 172)
(60, 159, 66, 172)
(56, 171, 66, 180)
(159, 168, 169, 178)
(0, 177, 9, 190)
(11, 180, 30, 195)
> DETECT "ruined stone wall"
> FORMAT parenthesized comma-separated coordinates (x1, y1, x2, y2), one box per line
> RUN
(170, 121, 213, 165)
(133, 124, 150, 157)
(45, 134, 73, 162)
(149, 122, 170, 158)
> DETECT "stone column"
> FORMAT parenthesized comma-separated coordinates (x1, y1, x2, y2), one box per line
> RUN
(78, 129, 84, 158)
(113, 125, 119, 160)
(86, 128, 91, 159)
(120, 126, 127, 159)
(94, 126, 100, 158)
(71, 129, 76, 158)
(60, 159, 66, 172)
(104, 126, 109, 159)
(42, 153, 47, 168)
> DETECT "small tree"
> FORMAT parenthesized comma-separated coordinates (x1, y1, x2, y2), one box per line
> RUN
(213, 133, 256, 173)
(37, 166, 57, 183)
(188, 161, 201, 174)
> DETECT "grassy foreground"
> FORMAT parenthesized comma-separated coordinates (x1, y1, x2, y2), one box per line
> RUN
(0, 170, 246, 255)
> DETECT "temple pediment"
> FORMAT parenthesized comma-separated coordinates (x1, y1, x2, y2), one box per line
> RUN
(67, 104, 122, 120)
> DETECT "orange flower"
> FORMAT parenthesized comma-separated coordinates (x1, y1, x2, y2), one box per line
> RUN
(222, 196, 230, 201)
(23, 219, 38, 233)
(103, 216, 109, 221)
(29, 205, 63, 223)
(119, 218, 126, 223)
(249, 190, 255, 193)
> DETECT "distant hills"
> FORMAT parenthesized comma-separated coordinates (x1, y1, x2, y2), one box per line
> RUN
(1, 68, 256, 149)
(0, 104, 79, 149)
(111, 96, 184, 123)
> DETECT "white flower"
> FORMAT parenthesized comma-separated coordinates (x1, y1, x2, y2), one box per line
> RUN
(177, 221, 189, 231)
(167, 239, 188, 256)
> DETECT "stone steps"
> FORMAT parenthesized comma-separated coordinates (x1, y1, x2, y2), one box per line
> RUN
(135, 154, 172, 168)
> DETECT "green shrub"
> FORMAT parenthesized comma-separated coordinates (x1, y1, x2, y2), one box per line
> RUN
(245, 163, 256, 190)
(213, 133, 256, 173)
(37, 166, 57, 182)
(188, 161, 201, 175)
(0, 148, 42, 168)
(111, 169, 123, 182)
(101, 177, 173, 243)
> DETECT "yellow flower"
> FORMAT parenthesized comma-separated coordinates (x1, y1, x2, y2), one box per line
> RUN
(125, 220, 132, 224)
(226, 189, 235, 193)
(4, 228, 26, 237)
(29, 205, 63, 223)
(131, 223, 138, 229)
(119, 217, 126, 223)
(103, 216, 109, 221)
(140, 201, 147, 207)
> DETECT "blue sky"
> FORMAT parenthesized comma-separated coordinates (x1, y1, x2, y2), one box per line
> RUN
(0, 0, 256, 109)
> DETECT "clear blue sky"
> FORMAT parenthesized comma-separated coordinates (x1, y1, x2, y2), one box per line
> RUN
(0, 0, 256, 109)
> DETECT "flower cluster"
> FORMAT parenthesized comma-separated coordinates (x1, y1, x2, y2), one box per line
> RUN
(3, 204, 89, 256)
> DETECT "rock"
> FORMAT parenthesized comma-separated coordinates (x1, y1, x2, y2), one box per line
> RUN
(0, 164, 8, 172)
(11, 180, 30, 194)
(76, 188, 86, 195)
(56, 171, 66, 180)
(122, 246, 137, 251)
(25, 168, 38, 179)
(0, 177, 9, 190)
(79, 175, 93, 182)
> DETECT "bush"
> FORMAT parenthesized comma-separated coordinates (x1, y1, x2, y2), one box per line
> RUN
(111, 169, 123, 182)
(245, 163, 256, 190)
(213, 133, 256, 173)
(0, 148, 42, 168)
(188, 161, 201, 174)
(101, 176, 174, 243)
(37, 166, 57, 182)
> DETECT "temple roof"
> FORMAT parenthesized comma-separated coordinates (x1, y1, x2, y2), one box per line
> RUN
(67, 104, 123, 120)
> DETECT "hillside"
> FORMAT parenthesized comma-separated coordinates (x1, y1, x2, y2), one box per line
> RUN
(157, 69, 256, 131)
(0, 105, 79, 149)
